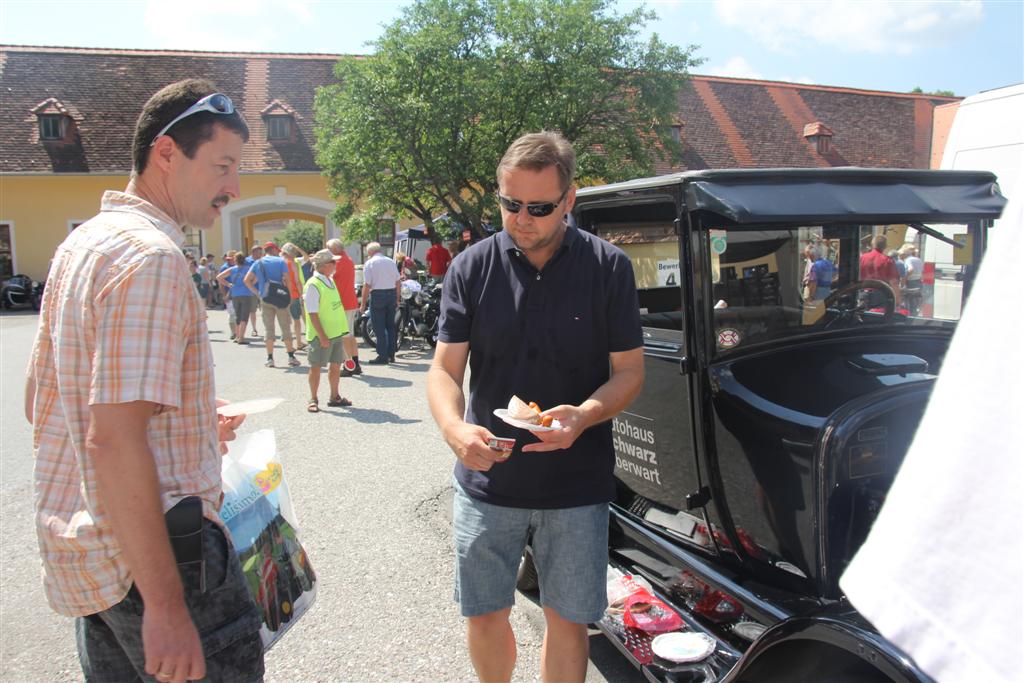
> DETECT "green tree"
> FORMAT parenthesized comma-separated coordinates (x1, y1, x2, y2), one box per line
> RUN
(315, 0, 701, 240)
(274, 219, 326, 254)
(911, 86, 956, 97)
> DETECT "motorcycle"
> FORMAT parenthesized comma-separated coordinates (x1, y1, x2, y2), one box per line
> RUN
(1, 274, 43, 310)
(361, 279, 442, 351)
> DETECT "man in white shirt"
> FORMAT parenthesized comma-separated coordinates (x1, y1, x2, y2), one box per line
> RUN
(358, 241, 402, 365)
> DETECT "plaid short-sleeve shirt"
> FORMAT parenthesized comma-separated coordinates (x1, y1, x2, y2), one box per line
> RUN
(28, 191, 221, 617)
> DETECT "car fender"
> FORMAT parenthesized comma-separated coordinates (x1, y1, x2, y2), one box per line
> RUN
(724, 614, 932, 683)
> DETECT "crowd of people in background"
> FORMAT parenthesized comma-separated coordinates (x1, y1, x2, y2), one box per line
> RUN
(802, 234, 925, 315)
(191, 236, 459, 412)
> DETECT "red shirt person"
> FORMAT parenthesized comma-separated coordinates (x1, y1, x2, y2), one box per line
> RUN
(859, 235, 901, 306)
(426, 241, 453, 277)
(326, 238, 363, 375)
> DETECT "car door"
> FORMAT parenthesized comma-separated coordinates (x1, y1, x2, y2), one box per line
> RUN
(587, 199, 712, 552)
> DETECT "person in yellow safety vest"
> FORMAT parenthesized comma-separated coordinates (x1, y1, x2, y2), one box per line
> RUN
(303, 249, 352, 413)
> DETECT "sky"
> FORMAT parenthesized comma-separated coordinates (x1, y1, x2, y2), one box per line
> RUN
(1, 0, 1021, 98)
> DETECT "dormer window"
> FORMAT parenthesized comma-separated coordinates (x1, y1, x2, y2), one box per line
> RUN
(32, 98, 75, 143)
(261, 99, 299, 143)
(39, 115, 66, 140)
(267, 115, 291, 140)
(803, 122, 834, 155)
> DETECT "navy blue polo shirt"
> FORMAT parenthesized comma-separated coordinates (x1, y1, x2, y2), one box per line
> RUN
(438, 224, 642, 509)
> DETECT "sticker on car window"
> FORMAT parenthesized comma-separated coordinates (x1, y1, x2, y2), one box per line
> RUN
(710, 229, 728, 255)
(717, 328, 741, 349)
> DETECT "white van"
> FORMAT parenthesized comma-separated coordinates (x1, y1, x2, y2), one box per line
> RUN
(915, 84, 1023, 318)
(940, 83, 1023, 203)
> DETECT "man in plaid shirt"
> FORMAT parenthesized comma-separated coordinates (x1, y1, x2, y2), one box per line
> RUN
(25, 80, 264, 683)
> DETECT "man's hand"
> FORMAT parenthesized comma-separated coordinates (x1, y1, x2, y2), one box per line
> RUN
(318, 335, 329, 347)
(143, 600, 206, 683)
(521, 404, 590, 453)
(443, 421, 507, 471)
(88, 400, 208, 682)
(215, 398, 245, 455)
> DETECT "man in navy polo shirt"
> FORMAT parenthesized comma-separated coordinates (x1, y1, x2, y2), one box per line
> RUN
(427, 131, 644, 682)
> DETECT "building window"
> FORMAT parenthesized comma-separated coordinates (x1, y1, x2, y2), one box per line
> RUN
(671, 125, 682, 143)
(184, 226, 204, 256)
(0, 224, 14, 280)
(267, 116, 291, 140)
(39, 115, 65, 140)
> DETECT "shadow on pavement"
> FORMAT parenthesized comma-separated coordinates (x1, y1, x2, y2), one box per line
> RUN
(349, 375, 414, 389)
(325, 406, 420, 425)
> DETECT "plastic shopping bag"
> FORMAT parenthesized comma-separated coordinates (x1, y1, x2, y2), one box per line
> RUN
(220, 429, 317, 650)
(607, 570, 683, 634)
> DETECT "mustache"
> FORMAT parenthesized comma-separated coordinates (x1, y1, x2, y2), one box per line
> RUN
(212, 195, 230, 207)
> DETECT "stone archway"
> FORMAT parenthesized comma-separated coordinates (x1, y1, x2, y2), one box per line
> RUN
(220, 191, 338, 252)
(244, 211, 324, 252)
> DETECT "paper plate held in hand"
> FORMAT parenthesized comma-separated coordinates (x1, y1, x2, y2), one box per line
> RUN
(493, 408, 562, 432)
(217, 397, 285, 417)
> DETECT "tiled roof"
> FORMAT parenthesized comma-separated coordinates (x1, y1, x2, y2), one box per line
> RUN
(1, 45, 958, 175)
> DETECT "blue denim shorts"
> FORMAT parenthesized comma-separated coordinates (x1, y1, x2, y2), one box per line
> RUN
(452, 482, 609, 624)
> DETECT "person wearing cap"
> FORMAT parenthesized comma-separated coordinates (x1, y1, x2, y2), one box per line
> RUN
(281, 242, 309, 350)
(245, 241, 301, 368)
(303, 249, 353, 412)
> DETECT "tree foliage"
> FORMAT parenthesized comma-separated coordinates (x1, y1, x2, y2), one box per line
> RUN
(911, 86, 956, 97)
(274, 219, 326, 254)
(314, 0, 701, 240)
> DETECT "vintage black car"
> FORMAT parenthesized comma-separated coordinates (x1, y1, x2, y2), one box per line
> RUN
(521, 168, 1006, 682)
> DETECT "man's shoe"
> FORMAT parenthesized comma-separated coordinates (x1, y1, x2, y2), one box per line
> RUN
(265, 358, 275, 368)
(367, 357, 389, 365)
(353, 360, 363, 375)
(287, 357, 301, 367)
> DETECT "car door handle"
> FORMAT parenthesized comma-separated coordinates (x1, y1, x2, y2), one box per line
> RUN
(643, 340, 682, 353)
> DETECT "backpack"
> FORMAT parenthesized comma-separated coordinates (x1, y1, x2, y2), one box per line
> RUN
(258, 259, 292, 308)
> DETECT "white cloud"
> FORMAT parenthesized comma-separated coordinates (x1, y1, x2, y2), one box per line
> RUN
(143, 0, 315, 51)
(708, 56, 763, 79)
(707, 56, 815, 84)
(713, 0, 983, 55)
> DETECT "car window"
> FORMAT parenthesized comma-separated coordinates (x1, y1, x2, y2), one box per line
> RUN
(594, 211, 683, 332)
(708, 223, 971, 355)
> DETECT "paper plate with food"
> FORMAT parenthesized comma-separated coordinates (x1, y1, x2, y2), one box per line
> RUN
(493, 396, 562, 432)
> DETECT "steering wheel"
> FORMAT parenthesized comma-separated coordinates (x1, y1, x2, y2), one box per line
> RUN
(819, 279, 897, 326)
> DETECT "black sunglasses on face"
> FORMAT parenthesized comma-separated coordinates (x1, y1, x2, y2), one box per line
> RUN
(497, 188, 568, 218)
(150, 93, 235, 146)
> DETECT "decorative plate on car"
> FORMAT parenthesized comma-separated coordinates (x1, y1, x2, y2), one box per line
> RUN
(650, 632, 716, 663)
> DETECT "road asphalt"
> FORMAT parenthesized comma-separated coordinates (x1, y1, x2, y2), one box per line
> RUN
(0, 308, 643, 683)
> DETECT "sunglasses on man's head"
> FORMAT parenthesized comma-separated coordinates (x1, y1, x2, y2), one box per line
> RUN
(150, 93, 235, 146)
(497, 188, 568, 218)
